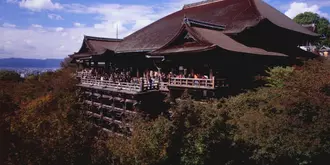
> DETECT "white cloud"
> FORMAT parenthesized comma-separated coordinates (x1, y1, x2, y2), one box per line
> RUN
(19, 0, 62, 11)
(63, 0, 201, 37)
(2, 23, 16, 28)
(303, 0, 330, 8)
(0, 26, 119, 59)
(48, 13, 63, 20)
(1, 0, 206, 59)
(73, 22, 85, 27)
(285, 2, 330, 19)
(55, 27, 64, 32)
(31, 24, 43, 28)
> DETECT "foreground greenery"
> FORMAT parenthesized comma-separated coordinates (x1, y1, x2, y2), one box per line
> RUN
(1, 59, 330, 165)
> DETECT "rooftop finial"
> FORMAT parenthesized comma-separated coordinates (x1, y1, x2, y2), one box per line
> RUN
(116, 23, 119, 39)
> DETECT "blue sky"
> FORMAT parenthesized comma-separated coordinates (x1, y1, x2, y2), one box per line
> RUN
(0, 0, 330, 59)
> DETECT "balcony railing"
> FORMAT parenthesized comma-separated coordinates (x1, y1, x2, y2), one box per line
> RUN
(159, 82, 169, 92)
(168, 77, 217, 90)
(76, 71, 92, 78)
(77, 72, 226, 91)
(80, 78, 159, 92)
(80, 78, 141, 91)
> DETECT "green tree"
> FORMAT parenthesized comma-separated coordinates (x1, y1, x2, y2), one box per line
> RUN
(105, 92, 248, 165)
(0, 70, 21, 82)
(0, 91, 17, 165)
(6, 68, 97, 165)
(294, 12, 321, 25)
(293, 12, 330, 46)
(265, 66, 294, 87)
(225, 59, 330, 165)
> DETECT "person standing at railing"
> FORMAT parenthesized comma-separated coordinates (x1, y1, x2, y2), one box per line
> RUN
(149, 70, 154, 79)
(140, 77, 144, 91)
(194, 74, 199, 85)
(149, 77, 153, 89)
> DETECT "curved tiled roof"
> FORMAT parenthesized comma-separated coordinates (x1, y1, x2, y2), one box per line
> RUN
(115, 0, 318, 53)
(71, 36, 122, 59)
(253, 0, 318, 36)
(151, 22, 286, 57)
(190, 26, 286, 57)
(83, 36, 122, 54)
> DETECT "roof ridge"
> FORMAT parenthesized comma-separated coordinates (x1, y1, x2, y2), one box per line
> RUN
(183, 0, 224, 9)
(184, 18, 226, 31)
(84, 35, 123, 42)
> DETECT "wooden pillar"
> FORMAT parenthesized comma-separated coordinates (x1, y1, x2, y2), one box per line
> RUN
(137, 68, 140, 78)
(124, 100, 127, 113)
(140, 78, 144, 92)
(81, 62, 85, 69)
(75, 63, 80, 74)
(157, 68, 161, 89)
(209, 69, 213, 79)
(76, 62, 81, 69)
(91, 90, 94, 108)
(191, 68, 194, 76)
(112, 98, 115, 113)
(100, 93, 103, 116)
(88, 60, 92, 68)
(203, 90, 207, 97)
(105, 61, 110, 72)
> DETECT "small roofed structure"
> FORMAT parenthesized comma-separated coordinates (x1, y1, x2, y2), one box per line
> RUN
(320, 46, 330, 57)
(69, 35, 122, 61)
(302, 24, 317, 33)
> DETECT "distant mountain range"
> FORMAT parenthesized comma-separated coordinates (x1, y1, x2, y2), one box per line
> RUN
(0, 58, 63, 68)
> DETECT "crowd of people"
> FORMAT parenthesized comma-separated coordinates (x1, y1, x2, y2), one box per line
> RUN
(78, 68, 212, 87)
(79, 68, 136, 83)
(171, 73, 210, 79)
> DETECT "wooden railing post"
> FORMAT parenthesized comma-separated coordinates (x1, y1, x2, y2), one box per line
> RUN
(111, 98, 115, 117)
(100, 93, 103, 117)
(124, 100, 127, 115)
(91, 90, 94, 107)
(140, 78, 144, 92)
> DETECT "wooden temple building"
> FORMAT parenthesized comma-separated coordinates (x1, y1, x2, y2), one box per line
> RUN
(69, 0, 319, 136)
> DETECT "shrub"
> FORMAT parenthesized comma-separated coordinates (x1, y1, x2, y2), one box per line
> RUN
(265, 66, 294, 87)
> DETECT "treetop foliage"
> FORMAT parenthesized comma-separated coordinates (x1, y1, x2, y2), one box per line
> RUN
(0, 70, 21, 82)
(225, 59, 330, 164)
(293, 12, 330, 46)
(1, 59, 330, 165)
